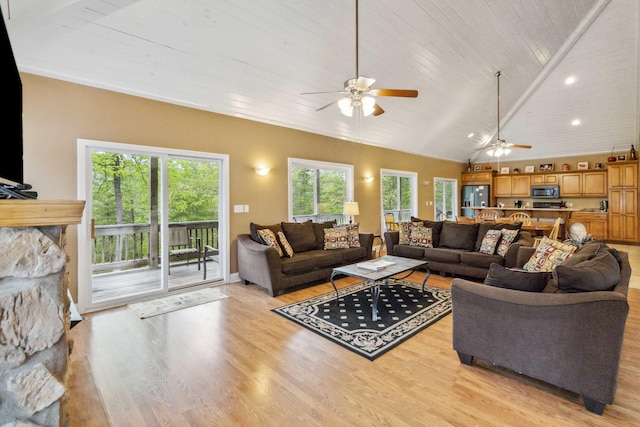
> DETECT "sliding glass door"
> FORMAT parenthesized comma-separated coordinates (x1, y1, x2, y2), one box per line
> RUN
(77, 140, 228, 313)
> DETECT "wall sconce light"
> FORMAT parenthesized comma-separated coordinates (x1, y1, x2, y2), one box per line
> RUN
(363, 176, 374, 183)
(255, 167, 270, 176)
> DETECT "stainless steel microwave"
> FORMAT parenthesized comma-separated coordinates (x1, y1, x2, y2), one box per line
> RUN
(531, 185, 560, 199)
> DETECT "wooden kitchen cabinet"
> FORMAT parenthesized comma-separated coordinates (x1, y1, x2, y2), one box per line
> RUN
(582, 171, 607, 196)
(461, 172, 493, 184)
(494, 175, 512, 197)
(531, 174, 558, 185)
(511, 175, 531, 196)
(494, 175, 529, 197)
(560, 171, 607, 197)
(560, 173, 582, 197)
(608, 163, 638, 188)
(607, 162, 638, 242)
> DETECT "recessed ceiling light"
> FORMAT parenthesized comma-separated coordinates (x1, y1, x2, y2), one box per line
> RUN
(571, 119, 581, 126)
(565, 76, 576, 85)
(467, 133, 474, 138)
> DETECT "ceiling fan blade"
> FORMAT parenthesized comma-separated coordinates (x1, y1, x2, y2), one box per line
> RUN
(316, 99, 339, 111)
(370, 88, 418, 98)
(356, 76, 375, 89)
(510, 144, 532, 149)
(372, 103, 385, 116)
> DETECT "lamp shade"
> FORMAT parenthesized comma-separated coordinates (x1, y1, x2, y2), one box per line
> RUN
(343, 201, 360, 216)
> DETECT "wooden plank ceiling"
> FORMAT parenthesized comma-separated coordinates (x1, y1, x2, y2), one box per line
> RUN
(3, 0, 638, 162)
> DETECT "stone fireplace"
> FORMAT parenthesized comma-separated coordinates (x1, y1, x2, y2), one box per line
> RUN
(0, 200, 84, 427)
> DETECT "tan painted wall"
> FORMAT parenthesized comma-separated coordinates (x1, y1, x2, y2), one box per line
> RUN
(20, 73, 465, 298)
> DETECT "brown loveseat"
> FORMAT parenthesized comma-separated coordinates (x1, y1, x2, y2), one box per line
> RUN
(451, 241, 630, 414)
(238, 221, 373, 296)
(384, 219, 533, 280)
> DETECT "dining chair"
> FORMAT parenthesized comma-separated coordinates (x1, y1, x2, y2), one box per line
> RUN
(384, 213, 398, 231)
(532, 217, 563, 248)
(475, 209, 500, 222)
(508, 212, 532, 225)
(548, 217, 563, 240)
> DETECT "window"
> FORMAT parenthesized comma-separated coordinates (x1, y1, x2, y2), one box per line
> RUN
(434, 178, 457, 220)
(289, 158, 354, 223)
(381, 169, 417, 226)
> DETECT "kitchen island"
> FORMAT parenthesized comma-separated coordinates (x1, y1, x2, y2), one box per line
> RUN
(468, 206, 579, 238)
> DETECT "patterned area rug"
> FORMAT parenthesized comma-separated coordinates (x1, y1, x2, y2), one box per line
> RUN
(273, 279, 452, 360)
(129, 287, 228, 318)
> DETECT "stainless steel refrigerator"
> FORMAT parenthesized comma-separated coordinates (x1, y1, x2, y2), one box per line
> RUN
(461, 185, 490, 218)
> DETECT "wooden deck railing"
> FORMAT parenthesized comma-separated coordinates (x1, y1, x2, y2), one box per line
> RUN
(92, 221, 219, 273)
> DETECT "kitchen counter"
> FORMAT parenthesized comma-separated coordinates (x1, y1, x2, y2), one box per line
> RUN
(468, 206, 580, 212)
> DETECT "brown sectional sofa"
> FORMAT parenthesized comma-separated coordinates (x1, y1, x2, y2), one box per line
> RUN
(451, 241, 630, 414)
(383, 219, 533, 280)
(238, 221, 373, 296)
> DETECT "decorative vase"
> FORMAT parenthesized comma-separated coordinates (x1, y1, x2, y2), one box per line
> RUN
(630, 145, 637, 161)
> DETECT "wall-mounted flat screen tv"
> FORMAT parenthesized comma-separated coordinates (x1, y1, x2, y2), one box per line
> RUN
(0, 7, 24, 187)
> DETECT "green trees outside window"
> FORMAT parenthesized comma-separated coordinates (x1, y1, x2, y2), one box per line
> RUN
(383, 174, 412, 222)
(290, 160, 352, 222)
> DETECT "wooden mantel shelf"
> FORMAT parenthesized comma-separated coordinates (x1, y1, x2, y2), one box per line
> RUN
(0, 200, 85, 227)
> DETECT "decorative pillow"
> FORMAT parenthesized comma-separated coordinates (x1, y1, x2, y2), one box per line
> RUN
(341, 223, 361, 248)
(249, 222, 282, 244)
(408, 226, 433, 248)
(411, 217, 444, 247)
(313, 221, 337, 249)
(475, 222, 520, 251)
(496, 229, 519, 257)
(553, 250, 621, 292)
(398, 221, 423, 245)
(323, 227, 349, 249)
(484, 263, 552, 292)
(277, 231, 294, 257)
(281, 221, 317, 252)
(479, 229, 502, 254)
(523, 237, 576, 272)
(257, 229, 284, 257)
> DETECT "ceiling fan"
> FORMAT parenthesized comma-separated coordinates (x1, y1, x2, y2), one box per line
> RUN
(480, 71, 531, 157)
(301, 0, 418, 117)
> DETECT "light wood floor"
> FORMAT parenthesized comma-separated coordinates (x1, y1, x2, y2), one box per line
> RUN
(68, 266, 640, 426)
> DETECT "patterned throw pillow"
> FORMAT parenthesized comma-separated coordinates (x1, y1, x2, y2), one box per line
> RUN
(398, 221, 424, 245)
(523, 237, 577, 272)
(408, 226, 433, 248)
(323, 227, 350, 249)
(496, 229, 519, 257)
(258, 229, 284, 257)
(479, 229, 502, 254)
(277, 231, 294, 257)
(340, 223, 361, 248)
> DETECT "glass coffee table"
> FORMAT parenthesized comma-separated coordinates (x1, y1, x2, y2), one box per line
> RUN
(329, 255, 430, 321)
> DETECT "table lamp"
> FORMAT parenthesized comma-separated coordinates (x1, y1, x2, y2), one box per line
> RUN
(343, 201, 359, 224)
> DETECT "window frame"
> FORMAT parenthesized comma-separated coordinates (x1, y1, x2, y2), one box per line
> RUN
(380, 168, 418, 229)
(288, 158, 354, 222)
(433, 177, 458, 221)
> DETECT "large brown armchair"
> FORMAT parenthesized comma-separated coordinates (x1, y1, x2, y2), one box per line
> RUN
(451, 245, 630, 414)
